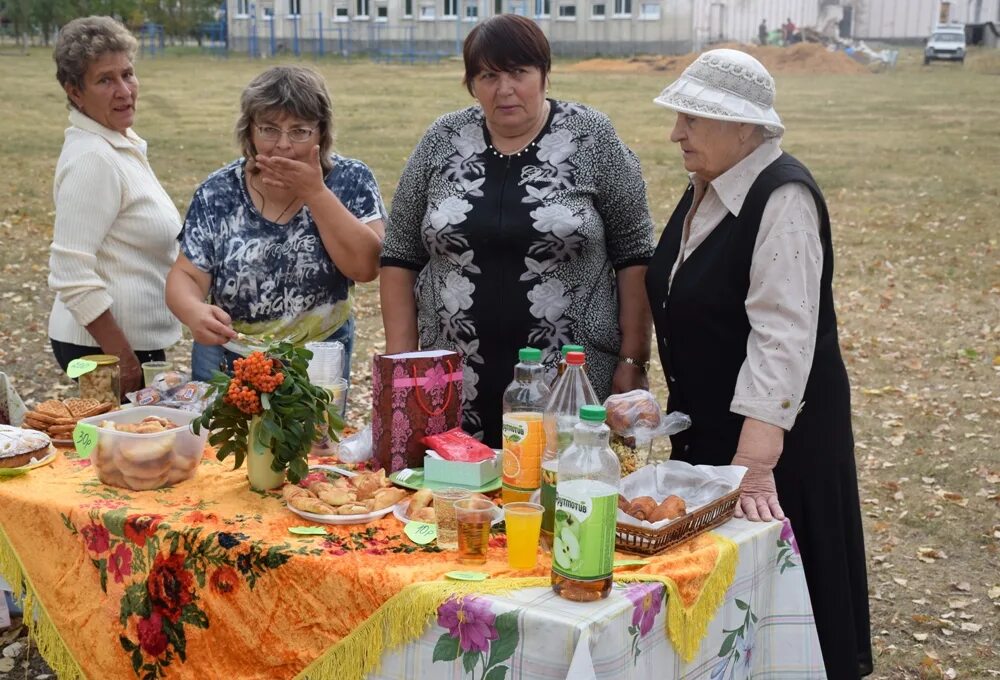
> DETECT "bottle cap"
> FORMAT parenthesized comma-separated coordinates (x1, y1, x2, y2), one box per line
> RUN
(579, 405, 606, 422)
(518, 347, 542, 362)
(561, 344, 584, 357)
(565, 351, 585, 366)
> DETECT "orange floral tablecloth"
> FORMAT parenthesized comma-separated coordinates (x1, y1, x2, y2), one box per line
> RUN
(0, 449, 735, 680)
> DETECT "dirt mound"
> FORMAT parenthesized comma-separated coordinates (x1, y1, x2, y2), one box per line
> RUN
(565, 42, 869, 76)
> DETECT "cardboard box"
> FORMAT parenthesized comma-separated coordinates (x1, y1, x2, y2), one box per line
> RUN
(423, 451, 501, 488)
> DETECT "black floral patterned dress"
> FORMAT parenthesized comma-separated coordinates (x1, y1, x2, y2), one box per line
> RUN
(382, 100, 654, 446)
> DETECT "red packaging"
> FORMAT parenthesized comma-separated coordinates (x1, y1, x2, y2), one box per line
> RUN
(422, 428, 494, 463)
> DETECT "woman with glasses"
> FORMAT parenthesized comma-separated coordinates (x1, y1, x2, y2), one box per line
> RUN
(48, 16, 181, 399)
(166, 66, 385, 385)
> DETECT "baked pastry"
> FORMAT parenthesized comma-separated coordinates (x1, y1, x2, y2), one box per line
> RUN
(409, 489, 433, 513)
(0, 425, 51, 469)
(648, 495, 687, 522)
(627, 496, 657, 520)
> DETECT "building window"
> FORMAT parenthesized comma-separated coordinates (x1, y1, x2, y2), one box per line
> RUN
(510, 0, 527, 15)
(639, 1, 658, 19)
(558, 3, 575, 17)
(376, 4, 388, 20)
(356, 0, 369, 16)
(334, 4, 349, 20)
(236, 0, 250, 15)
(288, 0, 301, 15)
(443, 0, 457, 16)
(404, 0, 414, 16)
(262, 6, 274, 19)
(420, 4, 436, 19)
(535, 0, 550, 16)
(613, 0, 630, 15)
(591, 2, 605, 18)
(465, 3, 479, 20)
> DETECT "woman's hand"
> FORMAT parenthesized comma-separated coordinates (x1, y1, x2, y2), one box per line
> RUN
(612, 361, 648, 393)
(255, 145, 327, 203)
(186, 303, 237, 346)
(119, 350, 143, 398)
(731, 418, 785, 522)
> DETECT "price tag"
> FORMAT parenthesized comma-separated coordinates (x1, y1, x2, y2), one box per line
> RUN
(66, 358, 97, 379)
(288, 526, 328, 536)
(73, 423, 99, 458)
(445, 571, 489, 582)
(613, 559, 649, 568)
(404, 521, 437, 545)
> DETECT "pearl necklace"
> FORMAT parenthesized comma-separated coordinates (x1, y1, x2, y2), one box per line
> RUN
(486, 101, 550, 159)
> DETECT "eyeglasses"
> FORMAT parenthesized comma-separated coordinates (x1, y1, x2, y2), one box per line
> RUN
(254, 124, 318, 143)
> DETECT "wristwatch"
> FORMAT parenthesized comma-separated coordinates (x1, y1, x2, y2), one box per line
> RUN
(618, 356, 650, 373)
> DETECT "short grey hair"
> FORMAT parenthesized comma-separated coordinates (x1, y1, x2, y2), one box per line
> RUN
(235, 66, 336, 175)
(53, 16, 137, 109)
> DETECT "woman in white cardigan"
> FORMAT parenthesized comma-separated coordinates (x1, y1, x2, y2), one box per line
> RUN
(48, 16, 181, 398)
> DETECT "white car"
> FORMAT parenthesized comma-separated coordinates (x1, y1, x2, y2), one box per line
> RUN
(924, 27, 966, 64)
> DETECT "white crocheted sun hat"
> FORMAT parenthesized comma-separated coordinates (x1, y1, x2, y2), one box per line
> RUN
(653, 48, 784, 136)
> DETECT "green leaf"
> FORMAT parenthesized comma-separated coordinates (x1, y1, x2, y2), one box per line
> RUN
(119, 635, 137, 653)
(120, 583, 151, 625)
(432, 634, 461, 663)
(131, 647, 143, 674)
(483, 665, 509, 680)
(179, 605, 209, 629)
(260, 391, 271, 409)
(97, 558, 107, 593)
(462, 649, 479, 674)
(718, 630, 738, 657)
(163, 619, 188, 662)
(735, 599, 749, 611)
(487, 610, 520, 668)
(288, 457, 309, 483)
(104, 509, 127, 537)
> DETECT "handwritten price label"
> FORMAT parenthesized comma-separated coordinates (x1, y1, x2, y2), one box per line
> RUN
(73, 423, 98, 458)
(66, 358, 98, 379)
(404, 521, 437, 545)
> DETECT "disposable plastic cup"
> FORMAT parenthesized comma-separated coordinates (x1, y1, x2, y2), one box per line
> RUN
(432, 488, 472, 550)
(141, 361, 173, 387)
(503, 502, 544, 569)
(455, 498, 495, 564)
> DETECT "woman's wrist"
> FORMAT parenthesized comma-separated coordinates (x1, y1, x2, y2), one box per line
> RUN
(618, 355, 650, 373)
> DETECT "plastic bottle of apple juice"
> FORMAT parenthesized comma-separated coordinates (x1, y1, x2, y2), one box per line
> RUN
(551, 405, 621, 602)
(501, 347, 551, 504)
(540, 351, 599, 550)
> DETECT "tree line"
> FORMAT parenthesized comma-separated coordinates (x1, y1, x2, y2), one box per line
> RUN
(0, 0, 223, 46)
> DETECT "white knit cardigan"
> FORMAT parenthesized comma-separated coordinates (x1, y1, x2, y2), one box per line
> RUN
(48, 109, 182, 351)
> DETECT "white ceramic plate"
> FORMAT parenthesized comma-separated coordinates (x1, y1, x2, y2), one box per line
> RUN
(393, 498, 503, 526)
(286, 501, 401, 525)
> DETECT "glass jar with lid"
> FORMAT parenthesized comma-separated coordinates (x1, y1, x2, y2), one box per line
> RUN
(79, 354, 120, 404)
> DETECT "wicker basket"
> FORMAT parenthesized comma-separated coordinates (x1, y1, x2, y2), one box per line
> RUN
(615, 488, 740, 556)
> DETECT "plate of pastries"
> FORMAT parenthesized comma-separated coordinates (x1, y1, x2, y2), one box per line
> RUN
(282, 468, 408, 525)
(21, 398, 114, 445)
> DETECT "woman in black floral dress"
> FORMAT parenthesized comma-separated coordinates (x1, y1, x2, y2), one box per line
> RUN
(380, 15, 655, 446)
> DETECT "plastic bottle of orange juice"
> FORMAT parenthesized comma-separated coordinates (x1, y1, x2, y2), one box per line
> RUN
(501, 347, 551, 504)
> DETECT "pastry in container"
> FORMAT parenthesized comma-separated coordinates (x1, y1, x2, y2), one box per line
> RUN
(77, 405, 208, 491)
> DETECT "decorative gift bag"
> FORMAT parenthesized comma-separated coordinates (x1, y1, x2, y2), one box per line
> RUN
(371, 350, 463, 473)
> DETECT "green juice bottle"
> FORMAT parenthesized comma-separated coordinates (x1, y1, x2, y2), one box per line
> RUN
(551, 405, 620, 602)
(540, 351, 599, 551)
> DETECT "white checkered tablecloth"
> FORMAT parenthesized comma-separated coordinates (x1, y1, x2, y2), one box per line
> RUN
(369, 519, 825, 680)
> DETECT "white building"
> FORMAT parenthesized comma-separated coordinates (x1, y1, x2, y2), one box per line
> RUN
(224, 0, 1000, 57)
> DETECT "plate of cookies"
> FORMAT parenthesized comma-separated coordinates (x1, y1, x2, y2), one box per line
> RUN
(21, 398, 115, 445)
(282, 468, 409, 525)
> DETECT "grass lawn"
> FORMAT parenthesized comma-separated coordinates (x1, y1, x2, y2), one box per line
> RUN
(0, 46, 997, 678)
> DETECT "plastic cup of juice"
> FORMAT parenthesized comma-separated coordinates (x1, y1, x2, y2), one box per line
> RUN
(432, 488, 472, 550)
(503, 502, 544, 569)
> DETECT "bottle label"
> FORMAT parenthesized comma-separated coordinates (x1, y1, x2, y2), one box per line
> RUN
(552, 485, 617, 581)
(502, 413, 545, 493)
(540, 465, 558, 535)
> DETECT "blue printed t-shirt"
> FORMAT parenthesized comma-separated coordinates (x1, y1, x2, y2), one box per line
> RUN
(180, 155, 385, 344)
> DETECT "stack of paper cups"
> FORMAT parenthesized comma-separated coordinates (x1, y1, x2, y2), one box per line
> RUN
(305, 341, 345, 386)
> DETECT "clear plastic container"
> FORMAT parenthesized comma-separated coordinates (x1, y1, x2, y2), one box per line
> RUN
(77, 405, 208, 491)
(540, 351, 600, 549)
(79, 354, 120, 404)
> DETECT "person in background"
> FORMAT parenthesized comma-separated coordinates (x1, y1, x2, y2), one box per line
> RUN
(647, 49, 872, 678)
(380, 14, 654, 447)
(783, 17, 798, 44)
(166, 66, 385, 387)
(48, 16, 181, 399)
(758, 18, 769, 45)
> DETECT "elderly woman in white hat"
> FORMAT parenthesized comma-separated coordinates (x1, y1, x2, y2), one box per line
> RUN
(645, 49, 872, 678)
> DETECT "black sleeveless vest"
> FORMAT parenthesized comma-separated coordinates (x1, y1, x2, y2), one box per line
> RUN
(646, 153, 853, 469)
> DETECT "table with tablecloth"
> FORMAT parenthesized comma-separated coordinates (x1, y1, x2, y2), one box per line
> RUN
(0, 448, 824, 679)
